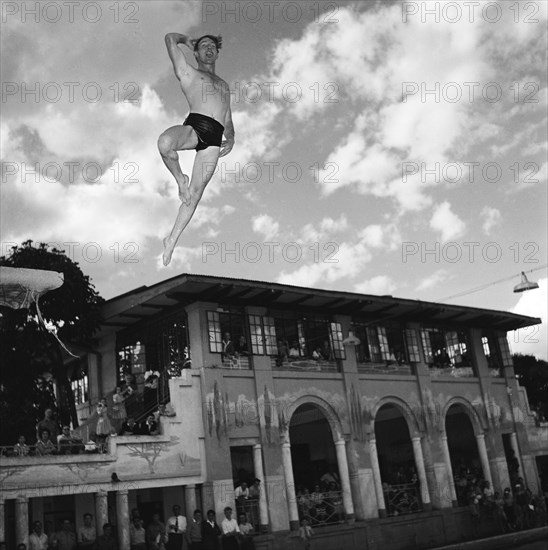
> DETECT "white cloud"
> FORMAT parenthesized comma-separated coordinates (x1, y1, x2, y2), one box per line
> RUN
(481, 206, 501, 235)
(430, 202, 466, 242)
(511, 277, 547, 360)
(277, 239, 372, 288)
(252, 214, 279, 240)
(415, 269, 449, 292)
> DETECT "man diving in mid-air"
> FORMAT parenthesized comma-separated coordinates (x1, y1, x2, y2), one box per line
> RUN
(158, 32, 235, 266)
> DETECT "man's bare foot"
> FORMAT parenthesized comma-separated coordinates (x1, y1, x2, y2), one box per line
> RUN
(177, 174, 191, 205)
(163, 237, 176, 266)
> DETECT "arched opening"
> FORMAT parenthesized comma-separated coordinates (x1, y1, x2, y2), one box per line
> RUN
(375, 404, 422, 516)
(445, 404, 483, 506)
(289, 403, 343, 526)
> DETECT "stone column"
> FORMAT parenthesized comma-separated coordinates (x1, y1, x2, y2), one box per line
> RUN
(476, 433, 493, 486)
(441, 435, 458, 505)
(368, 438, 386, 517)
(411, 436, 431, 509)
(15, 496, 28, 547)
(281, 441, 299, 530)
(95, 491, 109, 533)
(253, 444, 270, 531)
(116, 490, 130, 550)
(201, 482, 215, 517)
(0, 499, 5, 543)
(185, 485, 197, 524)
(334, 439, 355, 521)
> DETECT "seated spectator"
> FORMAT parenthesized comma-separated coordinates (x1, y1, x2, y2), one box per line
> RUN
(36, 429, 56, 456)
(14, 435, 30, 456)
(235, 481, 249, 500)
(288, 341, 300, 358)
(58, 426, 84, 455)
(119, 417, 141, 436)
(140, 415, 159, 435)
(235, 336, 249, 356)
(320, 340, 331, 360)
(36, 408, 60, 443)
(238, 513, 255, 550)
(312, 348, 322, 360)
(248, 479, 261, 500)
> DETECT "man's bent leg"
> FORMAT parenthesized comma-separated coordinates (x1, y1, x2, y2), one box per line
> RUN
(158, 125, 198, 205)
(163, 147, 220, 266)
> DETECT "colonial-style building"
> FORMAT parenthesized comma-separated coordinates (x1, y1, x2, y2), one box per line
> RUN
(1, 273, 547, 549)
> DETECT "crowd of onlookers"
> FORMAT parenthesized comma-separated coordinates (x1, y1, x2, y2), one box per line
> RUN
(3, 505, 259, 550)
(467, 477, 547, 533)
(452, 462, 548, 533)
(4, 384, 177, 457)
(294, 472, 344, 525)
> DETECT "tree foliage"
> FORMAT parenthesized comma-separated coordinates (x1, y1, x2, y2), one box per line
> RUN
(0, 241, 104, 445)
(513, 353, 548, 419)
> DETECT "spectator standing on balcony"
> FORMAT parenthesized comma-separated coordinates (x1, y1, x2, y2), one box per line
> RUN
(58, 426, 84, 455)
(78, 513, 96, 548)
(220, 507, 239, 550)
(221, 333, 235, 364)
(129, 517, 146, 550)
(146, 513, 167, 550)
(51, 519, 77, 550)
(93, 523, 118, 550)
(166, 504, 187, 550)
(249, 479, 261, 499)
(95, 399, 112, 452)
(235, 481, 249, 518)
(276, 339, 289, 366)
(111, 386, 128, 433)
(36, 408, 60, 443)
(201, 510, 221, 550)
(28, 521, 48, 550)
(36, 429, 56, 456)
(14, 434, 30, 456)
(186, 510, 202, 550)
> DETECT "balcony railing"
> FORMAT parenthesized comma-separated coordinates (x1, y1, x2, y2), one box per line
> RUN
(297, 490, 345, 526)
(357, 361, 413, 375)
(218, 355, 252, 370)
(271, 357, 340, 373)
(429, 365, 475, 378)
(383, 483, 422, 516)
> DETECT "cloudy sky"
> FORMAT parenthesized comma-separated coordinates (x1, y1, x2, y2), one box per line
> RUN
(1, 0, 547, 358)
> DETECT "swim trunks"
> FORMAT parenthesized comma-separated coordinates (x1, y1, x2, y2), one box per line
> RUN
(183, 113, 224, 151)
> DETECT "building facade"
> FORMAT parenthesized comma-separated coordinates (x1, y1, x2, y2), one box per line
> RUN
(1, 274, 547, 549)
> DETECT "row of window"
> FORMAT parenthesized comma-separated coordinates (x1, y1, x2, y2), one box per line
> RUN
(110, 310, 513, 385)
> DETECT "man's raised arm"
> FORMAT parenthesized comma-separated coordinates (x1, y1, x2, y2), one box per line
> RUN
(164, 33, 194, 80)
